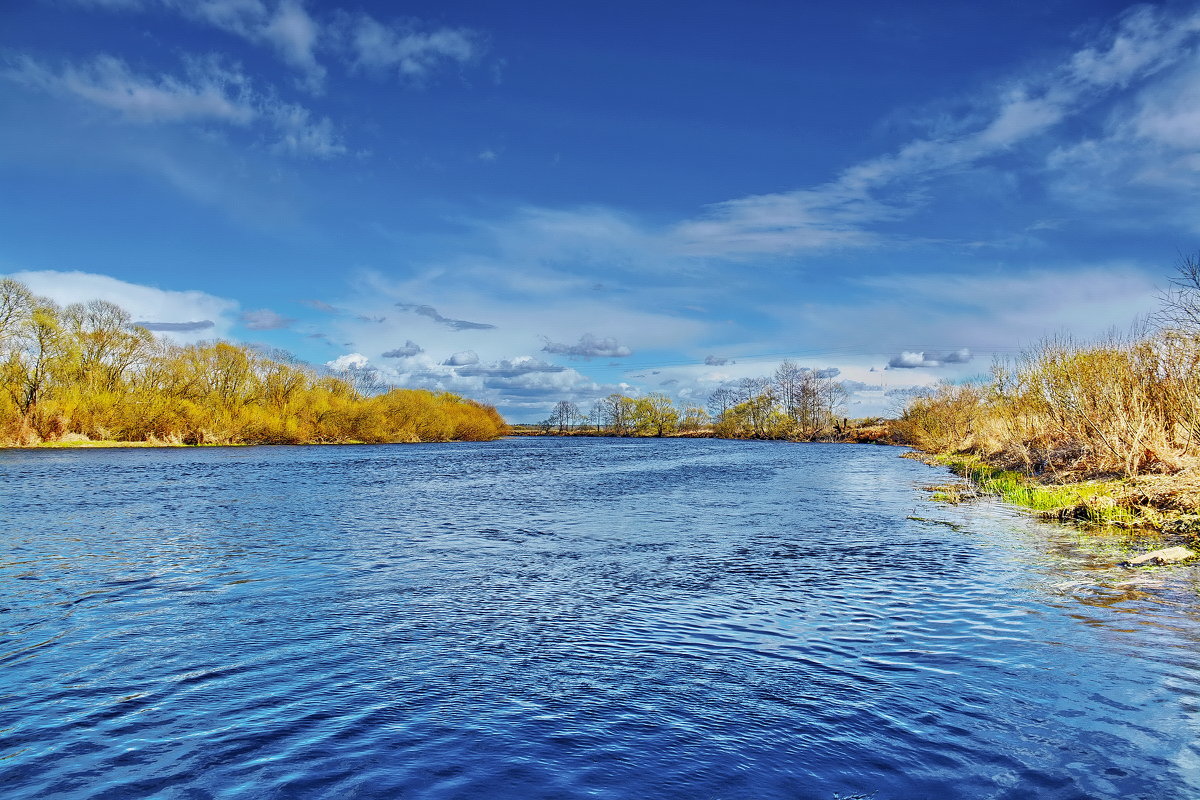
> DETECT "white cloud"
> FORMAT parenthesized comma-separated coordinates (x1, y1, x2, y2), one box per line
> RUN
(442, 350, 479, 366)
(1068, 5, 1200, 89)
(266, 101, 345, 157)
(382, 340, 422, 358)
(3, 54, 255, 124)
(326, 352, 368, 371)
(183, 0, 269, 34)
(240, 308, 294, 329)
(1046, 46, 1200, 231)
(669, 5, 1200, 258)
(345, 14, 477, 80)
(162, 0, 326, 91)
(262, 0, 325, 91)
(7, 269, 239, 341)
(2, 54, 345, 158)
(849, 265, 1161, 350)
(542, 333, 632, 359)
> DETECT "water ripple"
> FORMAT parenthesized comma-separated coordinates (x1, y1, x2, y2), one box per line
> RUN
(2, 439, 1199, 798)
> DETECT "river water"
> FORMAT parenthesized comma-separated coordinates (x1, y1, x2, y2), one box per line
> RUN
(2, 438, 1198, 799)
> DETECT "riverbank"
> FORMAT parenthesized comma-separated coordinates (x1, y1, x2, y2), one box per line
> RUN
(0, 437, 496, 449)
(915, 452, 1200, 541)
(507, 420, 896, 443)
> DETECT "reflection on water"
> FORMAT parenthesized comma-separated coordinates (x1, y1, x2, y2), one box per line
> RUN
(1, 438, 1199, 799)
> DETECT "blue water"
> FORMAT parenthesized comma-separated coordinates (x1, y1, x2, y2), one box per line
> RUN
(2, 438, 1199, 799)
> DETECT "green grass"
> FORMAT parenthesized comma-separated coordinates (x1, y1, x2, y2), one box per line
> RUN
(932, 454, 1140, 526)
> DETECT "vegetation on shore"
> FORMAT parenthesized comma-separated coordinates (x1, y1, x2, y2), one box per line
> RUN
(538, 362, 880, 441)
(896, 254, 1200, 536)
(0, 279, 506, 446)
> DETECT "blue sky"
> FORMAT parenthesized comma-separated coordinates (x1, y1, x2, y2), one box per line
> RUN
(2, 0, 1198, 420)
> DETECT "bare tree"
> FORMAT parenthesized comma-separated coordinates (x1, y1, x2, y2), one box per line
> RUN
(774, 360, 802, 421)
(552, 400, 579, 433)
(707, 386, 737, 418)
(1159, 251, 1200, 333)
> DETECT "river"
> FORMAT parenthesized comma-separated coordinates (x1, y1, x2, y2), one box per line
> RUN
(2, 438, 1198, 799)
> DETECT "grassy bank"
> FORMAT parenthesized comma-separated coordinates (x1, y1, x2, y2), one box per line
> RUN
(894, 255, 1200, 538)
(919, 452, 1200, 539)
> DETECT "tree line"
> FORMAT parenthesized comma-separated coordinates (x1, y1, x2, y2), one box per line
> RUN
(895, 254, 1200, 479)
(0, 279, 506, 446)
(542, 361, 850, 439)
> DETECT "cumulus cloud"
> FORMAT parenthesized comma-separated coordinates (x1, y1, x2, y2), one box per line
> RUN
(542, 333, 632, 359)
(942, 348, 973, 364)
(442, 350, 479, 366)
(382, 340, 423, 358)
(375, 350, 620, 413)
(887, 352, 942, 369)
(887, 349, 971, 369)
(9, 269, 238, 340)
(396, 302, 495, 331)
(326, 352, 369, 371)
(814, 367, 841, 378)
(704, 354, 733, 366)
(241, 308, 294, 330)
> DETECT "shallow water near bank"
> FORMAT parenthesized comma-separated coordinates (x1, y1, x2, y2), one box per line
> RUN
(2, 438, 1199, 799)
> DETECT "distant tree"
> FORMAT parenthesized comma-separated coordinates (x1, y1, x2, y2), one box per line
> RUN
(552, 400, 579, 433)
(707, 386, 737, 418)
(632, 393, 679, 437)
(596, 392, 633, 434)
(680, 406, 710, 432)
(773, 360, 802, 422)
(0, 279, 34, 346)
(8, 301, 63, 414)
(63, 299, 152, 391)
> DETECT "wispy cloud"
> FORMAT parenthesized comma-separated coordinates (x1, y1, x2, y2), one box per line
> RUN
(65, 0, 485, 92)
(395, 302, 496, 330)
(261, 0, 326, 92)
(2, 53, 345, 158)
(134, 319, 215, 332)
(241, 308, 294, 329)
(341, 13, 478, 81)
(669, 5, 1200, 258)
(3, 54, 255, 124)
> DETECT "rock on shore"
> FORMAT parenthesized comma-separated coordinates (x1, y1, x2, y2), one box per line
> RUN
(1122, 546, 1197, 567)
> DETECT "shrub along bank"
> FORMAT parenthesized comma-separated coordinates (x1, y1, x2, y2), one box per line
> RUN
(0, 279, 506, 446)
(895, 255, 1200, 537)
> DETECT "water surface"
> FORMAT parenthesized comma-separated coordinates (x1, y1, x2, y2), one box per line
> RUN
(2, 438, 1199, 799)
